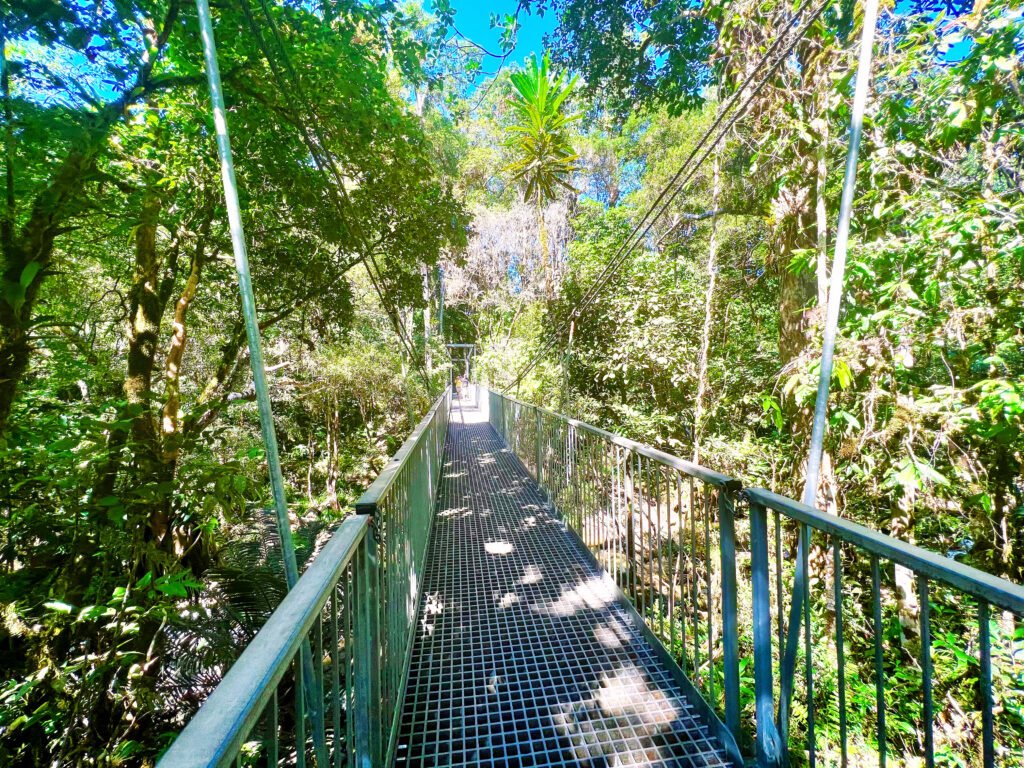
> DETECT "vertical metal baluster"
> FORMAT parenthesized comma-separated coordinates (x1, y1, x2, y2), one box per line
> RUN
(918, 575, 934, 768)
(718, 482, 741, 741)
(668, 466, 676, 654)
(592, 437, 598, 551)
(646, 456, 654, 627)
(613, 446, 622, 591)
(690, 476, 699, 683)
(332, 589, 342, 768)
(834, 539, 847, 768)
(315, 612, 325, 759)
(266, 686, 279, 767)
(345, 567, 354, 768)
(349, 561, 357, 768)
(750, 497, 781, 767)
(296, 653, 307, 768)
(627, 451, 636, 601)
(637, 452, 646, 620)
(613, 443, 621, 588)
(804, 524, 815, 768)
(655, 461, 664, 638)
(594, 437, 600, 551)
(871, 555, 885, 768)
(677, 471, 687, 667)
(644, 454, 653, 626)
(704, 486, 714, 706)
(775, 508, 783, 661)
(535, 407, 542, 484)
(979, 601, 994, 768)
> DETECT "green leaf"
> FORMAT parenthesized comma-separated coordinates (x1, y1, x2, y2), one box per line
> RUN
(20, 262, 41, 288)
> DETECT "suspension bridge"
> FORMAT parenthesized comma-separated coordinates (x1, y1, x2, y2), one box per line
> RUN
(157, 384, 1024, 767)
(146, 0, 1024, 764)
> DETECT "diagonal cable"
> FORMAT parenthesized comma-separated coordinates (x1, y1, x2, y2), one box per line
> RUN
(503, 0, 831, 393)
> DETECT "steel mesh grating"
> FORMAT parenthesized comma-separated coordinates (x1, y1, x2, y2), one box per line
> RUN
(393, 397, 731, 768)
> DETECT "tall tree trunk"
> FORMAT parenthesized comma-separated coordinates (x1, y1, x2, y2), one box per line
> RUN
(326, 398, 340, 512)
(0, 2, 185, 431)
(420, 263, 432, 380)
(692, 152, 721, 465)
(777, 222, 818, 369)
(161, 233, 205, 462)
(1, 20, 13, 262)
(124, 185, 169, 544)
(0, 150, 95, 431)
(538, 195, 551, 301)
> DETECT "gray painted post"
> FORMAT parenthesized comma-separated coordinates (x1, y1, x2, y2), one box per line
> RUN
(718, 484, 742, 742)
(353, 531, 383, 767)
(193, 1, 326, 761)
(749, 497, 782, 768)
(535, 407, 543, 485)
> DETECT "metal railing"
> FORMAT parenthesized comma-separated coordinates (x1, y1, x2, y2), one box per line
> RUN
(159, 387, 450, 768)
(746, 488, 1024, 768)
(487, 388, 745, 763)
(487, 387, 1024, 768)
(354, 386, 450, 762)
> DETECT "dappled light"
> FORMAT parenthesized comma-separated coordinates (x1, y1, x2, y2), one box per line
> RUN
(4, 1, 1021, 765)
(394, 395, 729, 766)
(533, 575, 619, 617)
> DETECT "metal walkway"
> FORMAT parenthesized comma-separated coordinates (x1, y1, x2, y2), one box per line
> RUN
(392, 397, 731, 768)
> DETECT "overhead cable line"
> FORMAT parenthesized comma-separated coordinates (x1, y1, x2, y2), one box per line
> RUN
(502, 0, 830, 393)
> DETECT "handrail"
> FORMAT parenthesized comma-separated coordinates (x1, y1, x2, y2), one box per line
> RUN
(159, 387, 452, 768)
(486, 387, 744, 763)
(495, 390, 738, 490)
(355, 387, 451, 514)
(744, 487, 1024, 768)
(350, 385, 451, 763)
(157, 515, 370, 768)
(487, 386, 1024, 768)
(745, 488, 1024, 614)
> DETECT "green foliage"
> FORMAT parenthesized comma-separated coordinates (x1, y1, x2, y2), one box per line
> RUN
(0, 1, 465, 763)
(503, 52, 581, 203)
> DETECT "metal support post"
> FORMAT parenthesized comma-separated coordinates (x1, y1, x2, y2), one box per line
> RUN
(749, 497, 783, 768)
(194, 1, 327, 762)
(718, 484, 742, 742)
(779, 0, 880, 747)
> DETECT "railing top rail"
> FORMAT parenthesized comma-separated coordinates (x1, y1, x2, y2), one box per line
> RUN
(355, 387, 450, 514)
(489, 388, 740, 491)
(157, 515, 370, 768)
(744, 487, 1024, 615)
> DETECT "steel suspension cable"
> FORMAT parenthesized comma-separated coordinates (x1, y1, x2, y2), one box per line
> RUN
(194, 2, 329, 764)
(777, 0, 880, 748)
(503, 0, 831, 393)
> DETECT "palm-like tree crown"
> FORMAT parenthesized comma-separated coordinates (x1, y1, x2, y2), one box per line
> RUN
(504, 53, 581, 203)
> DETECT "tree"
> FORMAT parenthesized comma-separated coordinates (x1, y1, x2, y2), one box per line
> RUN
(0, 1, 468, 762)
(504, 53, 580, 301)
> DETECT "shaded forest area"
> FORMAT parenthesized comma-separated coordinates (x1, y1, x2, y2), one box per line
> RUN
(0, 0, 1021, 764)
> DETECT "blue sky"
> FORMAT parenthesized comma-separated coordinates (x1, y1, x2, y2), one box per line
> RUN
(425, 0, 558, 75)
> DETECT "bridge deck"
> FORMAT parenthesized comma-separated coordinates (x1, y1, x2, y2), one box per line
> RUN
(392, 397, 730, 768)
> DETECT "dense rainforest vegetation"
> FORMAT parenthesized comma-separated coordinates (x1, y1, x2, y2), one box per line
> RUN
(0, 0, 1021, 764)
